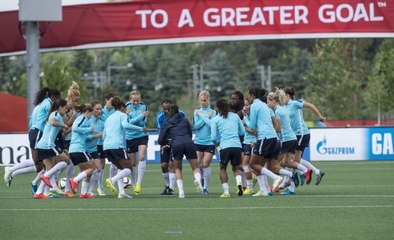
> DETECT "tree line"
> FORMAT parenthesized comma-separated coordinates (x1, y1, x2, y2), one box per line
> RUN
(0, 39, 393, 127)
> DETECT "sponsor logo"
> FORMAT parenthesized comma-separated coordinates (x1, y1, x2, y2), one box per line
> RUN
(316, 135, 355, 155)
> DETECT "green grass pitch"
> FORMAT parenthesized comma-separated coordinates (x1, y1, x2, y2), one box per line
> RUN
(1, 161, 393, 240)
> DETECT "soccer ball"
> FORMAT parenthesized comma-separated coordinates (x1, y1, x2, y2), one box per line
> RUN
(123, 177, 132, 189)
(58, 178, 67, 190)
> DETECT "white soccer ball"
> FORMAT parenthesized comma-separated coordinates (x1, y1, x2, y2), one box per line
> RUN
(58, 178, 67, 190)
(123, 177, 132, 189)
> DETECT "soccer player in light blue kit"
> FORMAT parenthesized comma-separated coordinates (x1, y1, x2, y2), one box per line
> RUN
(211, 99, 245, 198)
(267, 91, 309, 195)
(125, 90, 149, 195)
(86, 100, 105, 196)
(248, 88, 284, 196)
(193, 90, 217, 195)
(34, 99, 71, 199)
(284, 87, 326, 185)
(4, 88, 60, 191)
(99, 92, 116, 195)
(68, 104, 98, 199)
(240, 99, 257, 195)
(104, 97, 147, 198)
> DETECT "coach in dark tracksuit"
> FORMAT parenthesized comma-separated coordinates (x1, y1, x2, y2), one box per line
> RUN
(158, 104, 202, 198)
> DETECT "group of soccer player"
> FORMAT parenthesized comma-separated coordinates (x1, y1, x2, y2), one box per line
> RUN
(3, 82, 326, 199)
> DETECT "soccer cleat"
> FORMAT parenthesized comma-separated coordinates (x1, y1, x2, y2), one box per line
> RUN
(133, 184, 141, 195)
(6, 175, 13, 187)
(106, 178, 117, 195)
(45, 193, 60, 198)
(3, 167, 10, 183)
(118, 193, 133, 199)
(252, 191, 269, 197)
(315, 171, 325, 185)
(178, 192, 185, 199)
(280, 189, 295, 195)
(306, 168, 312, 185)
(168, 188, 174, 195)
(237, 183, 243, 196)
(300, 174, 306, 186)
(31, 183, 38, 195)
(292, 172, 299, 188)
(88, 192, 96, 197)
(194, 180, 203, 194)
(243, 188, 254, 195)
(40, 175, 53, 188)
(220, 193, 230, 198)
(97, 187, 106, 196)
(79, 193, 94, 199)
(202, 189, 209, 195)
(34, 193, 49, 199)
(65, 191, 74, 198)
(69, 178, 79, 194)
(50, 187, 65, 196)
(272, 176, 284, 192)
(160, 186, 170, 195)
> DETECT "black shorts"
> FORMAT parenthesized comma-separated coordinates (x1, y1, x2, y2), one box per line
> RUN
(28, 128, 42, 149)
(37, 147, 62, 161)
(97, 145, 105, 159)
(160, 146, 173, 163)
(296, 134, 310, 153)
(220, 147, 242, 166)
(253, 138, 280, 159)
(89, 151, 99, 159)
(104, 148, 129, 162)
(242, 144, 252, 156)
(126, 136, 149, 153)
(195, 144, 215, 154)
(172, 143, 197, 161)
(280, 140, 297, 154)
(69, 152, 92, 166)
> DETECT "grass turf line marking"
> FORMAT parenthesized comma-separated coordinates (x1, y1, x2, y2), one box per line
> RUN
(1, 205, 393, 211)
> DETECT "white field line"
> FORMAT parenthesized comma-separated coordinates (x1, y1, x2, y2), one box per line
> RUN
(0, 205, 393, 211)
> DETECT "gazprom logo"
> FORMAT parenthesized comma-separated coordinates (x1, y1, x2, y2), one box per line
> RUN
(317, 135, 355, 155)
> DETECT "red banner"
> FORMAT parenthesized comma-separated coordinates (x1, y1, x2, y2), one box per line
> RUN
(0, 0, 393, 55)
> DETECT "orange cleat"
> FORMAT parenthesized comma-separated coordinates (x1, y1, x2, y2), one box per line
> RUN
(69, 178, 79, 194)
(65, 191, 74, 198)
(40, 175, 53, 188)
(79, 193, 93, 199)
(34, 193, 49, 199)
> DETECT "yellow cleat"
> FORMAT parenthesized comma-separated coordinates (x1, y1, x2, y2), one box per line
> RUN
(133, 184, 141, 195)
(106, 178, 117, 196)
(220, 193, 230, 198)
(243, 188, 254, 195)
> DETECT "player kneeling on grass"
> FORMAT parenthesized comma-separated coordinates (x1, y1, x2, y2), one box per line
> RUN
(35, 99, 71, 199)
(211, 99, 245, 198)
(68, 104, 97, 199)
(103, 97, 147, 199)
(158, 104, 203, 199)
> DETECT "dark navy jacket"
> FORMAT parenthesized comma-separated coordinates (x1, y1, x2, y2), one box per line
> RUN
(158, 114, 193, 147)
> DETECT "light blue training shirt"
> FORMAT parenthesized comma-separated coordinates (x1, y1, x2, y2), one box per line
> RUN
(249, 98, 278, 140)
(30, 98, 52, 131)
(36, 111, 64, 149)
(286, 99, 310, 136)
(193, 106, 217, 145)
(211, 112, 245, 149)
(125, 102, 148, 140)
(275, 105, 297, 142)
(69, 114, 92, 153)
(103, 110, 144, 150)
